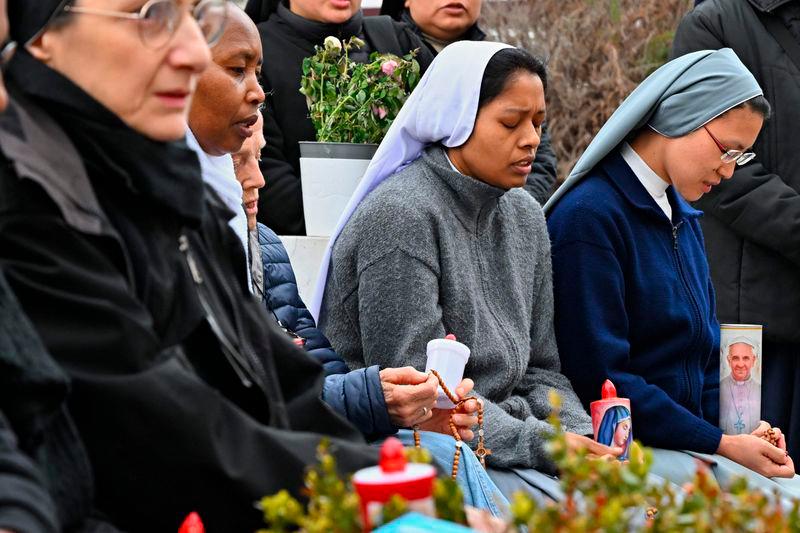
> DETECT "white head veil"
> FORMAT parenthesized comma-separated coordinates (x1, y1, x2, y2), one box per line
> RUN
(308, 40, 513, 320)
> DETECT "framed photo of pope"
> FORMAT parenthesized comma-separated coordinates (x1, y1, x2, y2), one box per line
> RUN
(719, 324, 762, 435)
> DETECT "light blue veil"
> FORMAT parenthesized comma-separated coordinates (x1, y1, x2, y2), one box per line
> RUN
(544, 48, 763, 213)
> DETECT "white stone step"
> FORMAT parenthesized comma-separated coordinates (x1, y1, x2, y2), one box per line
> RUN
(278, 235, 331, 306)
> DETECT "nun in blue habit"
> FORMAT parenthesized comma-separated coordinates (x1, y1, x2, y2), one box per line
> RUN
(545, 48, 800, 500)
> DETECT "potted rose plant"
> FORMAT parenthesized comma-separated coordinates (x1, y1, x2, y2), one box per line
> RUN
(298, 36, 420, 236)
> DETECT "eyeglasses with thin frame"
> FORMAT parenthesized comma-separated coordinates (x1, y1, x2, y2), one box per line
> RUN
(703, 125, 756, 166)
(0, 40, 17, 72)
(63, 0, 228, 49)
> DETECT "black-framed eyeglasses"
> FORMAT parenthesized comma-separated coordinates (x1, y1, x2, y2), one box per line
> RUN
(63, 0, 228, 49)
(703, 125, 756, 166)
(0, 40, 17, 72)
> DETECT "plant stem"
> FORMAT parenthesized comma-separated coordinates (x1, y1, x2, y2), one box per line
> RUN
(320, 94, 354, 142)
(318, 49, 327, 135)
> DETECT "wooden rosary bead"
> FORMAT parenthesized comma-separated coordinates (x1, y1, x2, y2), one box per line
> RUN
(449, 420, 460, 441)
(761, 427, 781, 447)
(451, 444, 462, 479)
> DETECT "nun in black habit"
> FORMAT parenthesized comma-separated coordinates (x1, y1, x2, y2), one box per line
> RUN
(0, 2, 376, 531)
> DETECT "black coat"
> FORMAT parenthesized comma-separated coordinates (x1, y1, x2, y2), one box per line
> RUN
(255, 5, 435, 235)
(2, 266, 122, 533)
(0, 272, 61, 533)
(0, 51, 377, 532)
(672, 0, 800, 344)
(0, 411, 58, 533)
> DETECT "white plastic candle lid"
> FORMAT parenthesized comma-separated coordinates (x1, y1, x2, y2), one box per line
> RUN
(426, 338, 470, 361)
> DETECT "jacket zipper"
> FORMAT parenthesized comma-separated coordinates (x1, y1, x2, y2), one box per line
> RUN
(473, 236, 518, 386)
(179, 234, 255, 389)
(671, 221, 703, 405)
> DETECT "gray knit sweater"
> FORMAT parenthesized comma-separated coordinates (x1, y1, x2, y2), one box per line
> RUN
(320, 145, 593, 470)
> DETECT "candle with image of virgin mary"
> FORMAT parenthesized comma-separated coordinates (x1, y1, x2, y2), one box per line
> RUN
(719, 324, 763, 435)
(590, 380, 632, 461)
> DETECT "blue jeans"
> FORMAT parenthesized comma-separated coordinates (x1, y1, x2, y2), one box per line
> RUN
(391, 429, 508, 517)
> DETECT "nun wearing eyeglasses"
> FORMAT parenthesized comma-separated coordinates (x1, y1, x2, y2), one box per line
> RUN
(0, 1, 383, 531)
(545, 48, 800, 498)
(313, 41, 625, 500)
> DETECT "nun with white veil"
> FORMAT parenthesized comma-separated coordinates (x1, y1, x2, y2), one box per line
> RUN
(545, 47, 800, 501)
(312, 40, 622, 499)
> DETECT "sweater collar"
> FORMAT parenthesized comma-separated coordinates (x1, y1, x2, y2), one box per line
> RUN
(276, 2, 363, 45)
(600, 149, 703, 225)
(748, 0, 796, 13)
(8, 50, 205, 227)
(423, 145, 507, 233)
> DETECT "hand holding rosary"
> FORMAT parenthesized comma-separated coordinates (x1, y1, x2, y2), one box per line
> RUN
(412, 369, 490, 479)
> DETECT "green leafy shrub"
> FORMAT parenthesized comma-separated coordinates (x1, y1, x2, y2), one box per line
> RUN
(258, 393, 799, 532)
(512, 390, 800, 532)
(299, 36, 421, 144)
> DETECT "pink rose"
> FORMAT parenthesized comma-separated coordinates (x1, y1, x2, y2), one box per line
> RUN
(372, 106, 388, 119)
(381, 59, 399, 76)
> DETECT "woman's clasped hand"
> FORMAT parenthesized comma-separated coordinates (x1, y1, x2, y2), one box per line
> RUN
(379, 367, 478, 439)
(717, 421, 794, 479)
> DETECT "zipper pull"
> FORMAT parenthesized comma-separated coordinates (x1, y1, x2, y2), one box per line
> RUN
(179, 235, 203, 284)
(671, 221, 683, 251)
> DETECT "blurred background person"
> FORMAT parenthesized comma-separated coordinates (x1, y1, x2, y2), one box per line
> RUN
(244, 0, 434, 235)
(380, 0, 485, 55)
(672, 0, 800, 462)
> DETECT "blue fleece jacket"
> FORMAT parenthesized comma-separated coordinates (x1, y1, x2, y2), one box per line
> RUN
(547, 150, 723, 454)
(256, 224, 395, 439)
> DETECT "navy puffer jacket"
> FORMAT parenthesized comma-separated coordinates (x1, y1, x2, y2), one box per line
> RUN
(257, 224, 395, 439)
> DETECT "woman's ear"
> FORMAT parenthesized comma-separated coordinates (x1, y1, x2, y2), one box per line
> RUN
(26, 31, 55, 63)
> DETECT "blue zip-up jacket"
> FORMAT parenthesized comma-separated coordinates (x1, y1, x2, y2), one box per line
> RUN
(256, 224, 395, 439)
(547, 151, 723, 454)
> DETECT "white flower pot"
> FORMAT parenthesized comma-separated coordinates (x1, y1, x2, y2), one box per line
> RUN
(300, 141, 378, 237)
